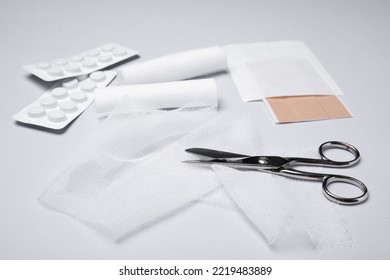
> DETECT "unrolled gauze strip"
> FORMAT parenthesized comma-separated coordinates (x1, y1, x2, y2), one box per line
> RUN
(95, 78, 218, 115)
(118, 46, 227, 84)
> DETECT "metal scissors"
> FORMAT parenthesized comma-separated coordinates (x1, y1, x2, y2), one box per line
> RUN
(184, 141, 368, 205)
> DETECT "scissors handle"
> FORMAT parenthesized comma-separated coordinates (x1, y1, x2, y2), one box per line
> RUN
(286, 141, 360, 167)
(318, 141, 360, 167)
(322, 174, 368, 205)
(277, 168, 368, 205)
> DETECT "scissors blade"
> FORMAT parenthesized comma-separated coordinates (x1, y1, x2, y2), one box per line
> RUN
(184, 148, 291, 171)
(185, 148, 249, 159)
(184, 148, 290, 170)
(182, 158, 263, 170)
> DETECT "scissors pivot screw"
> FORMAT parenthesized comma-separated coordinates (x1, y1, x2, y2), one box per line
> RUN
(258, 157, 269, 165)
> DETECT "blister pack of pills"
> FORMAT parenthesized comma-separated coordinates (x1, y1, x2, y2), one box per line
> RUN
(13, 71, 116, 130)
(23, 43, 137, 82)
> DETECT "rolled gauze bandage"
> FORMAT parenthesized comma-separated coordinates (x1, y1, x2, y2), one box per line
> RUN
(95, 78, 218, 115)
(118, 46, 227, 84)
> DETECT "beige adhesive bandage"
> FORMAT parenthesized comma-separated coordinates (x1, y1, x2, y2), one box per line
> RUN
(264, 95, 352, 123)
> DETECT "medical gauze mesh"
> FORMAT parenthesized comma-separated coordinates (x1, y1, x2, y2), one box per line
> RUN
(211, 147, 353, 249)
(39, 106, 260, 240)
(39, 103, 352, 247)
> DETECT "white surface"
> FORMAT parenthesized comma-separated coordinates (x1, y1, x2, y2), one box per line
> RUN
(1, 0, 390, 259)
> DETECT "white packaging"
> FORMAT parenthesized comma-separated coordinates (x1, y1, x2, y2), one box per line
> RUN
(23, 43, 138, 82)
(13, 71, 116, 130)
(95, 78, 218, 116)
(118, 46, 227, 84)
(223, 41, 344, 101)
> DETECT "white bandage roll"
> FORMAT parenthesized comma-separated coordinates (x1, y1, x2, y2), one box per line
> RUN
(118, 46, 227, 84)
(95, 78, 218, 115)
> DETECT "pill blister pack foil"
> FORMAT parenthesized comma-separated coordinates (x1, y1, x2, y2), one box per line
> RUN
(23, 43, 138, 82)
(13, 71, 116, 130)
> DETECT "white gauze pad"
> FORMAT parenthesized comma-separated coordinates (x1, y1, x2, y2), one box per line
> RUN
(39, 107, 264, 240)
(38, 105, 220, 240)
(13, 71, 116, 130)
(118, 46, 227, 84)
(23, 43, 138, 82)
(95, 78, 218, 116)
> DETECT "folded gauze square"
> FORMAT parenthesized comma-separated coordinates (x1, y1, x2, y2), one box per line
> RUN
(38, 101, 216, 237)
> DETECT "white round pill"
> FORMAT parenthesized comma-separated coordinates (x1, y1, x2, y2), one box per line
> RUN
(50, 87, 68, 99)
(80, 80, 96, 92)
(64, 63, 81, 73)
(97, 53, 112, 63)
(101, 43, 116, 52)
(59, 100, 77, 112)
(27, 106, 46, 118)
(53, 58, 69, 66)
(113, 48, 127, 57)
(35, 62, 51, 70)
(71, 91, 88, 103)
(61, 78, 78, 89)
(70, 54, 84, 62)
(86, 49, 100, 57)
(40, 97, 58, 108)
(89, 71, 106, 82)
(81, 59, 97, 68)
(47, 66, 64, 76)
(48, 110, 66, 123)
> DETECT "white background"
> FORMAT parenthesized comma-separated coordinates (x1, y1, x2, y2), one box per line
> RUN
(1, 0, 389, 259)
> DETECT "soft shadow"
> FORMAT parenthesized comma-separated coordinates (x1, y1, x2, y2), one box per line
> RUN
(14, 117, 80, 135)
